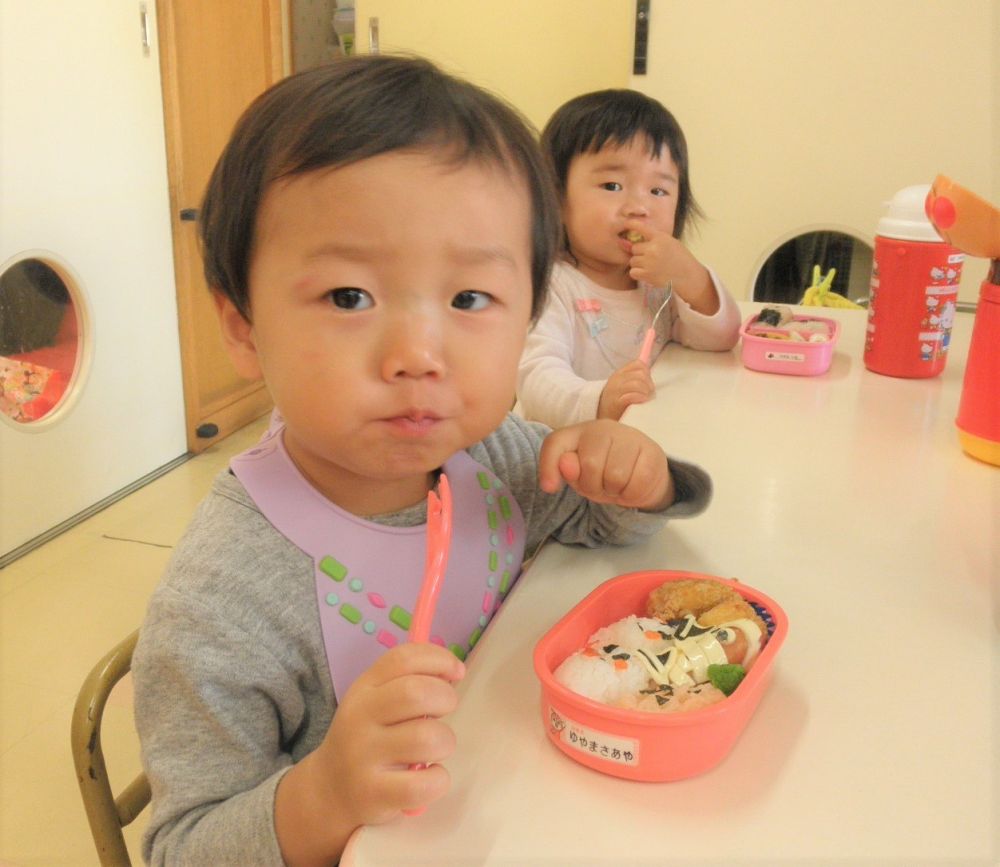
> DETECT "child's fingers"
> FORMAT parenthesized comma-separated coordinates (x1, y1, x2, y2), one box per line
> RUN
(392, 716, 459, 765)
(539, 422, 672, 509)
(611, 370, 653, 397)
(615, 379, 654, 406)
(618, 390, 652, 411)
(367, 642, 466, 687)
(344, 753, 453, 824)
(615, 441, 673, 508)
(629, 236, 682, 285)
(383, 760, 453, 814)
(557, 450, 581, 485)
(565, 429, 614, 499)
(341, 645, 464, 726)
(540, 422, 654, 498)
(629, 262, 665, 285)
(541, 423, 619, 495)
(581, 438, 639, 502)
(369, 673, 462, 726)
(540, 426, 606, 492)
(631, 372, 655, 396)
(538, 426, 580, 493)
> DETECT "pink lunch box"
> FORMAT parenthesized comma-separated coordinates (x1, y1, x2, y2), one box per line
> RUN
(740, 313, 840, 376)
(533, 570, 788, 782)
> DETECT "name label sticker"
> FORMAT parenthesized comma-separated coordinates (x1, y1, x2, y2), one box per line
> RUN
(547, 706, 640, 766)
(765, 350, 806, 363)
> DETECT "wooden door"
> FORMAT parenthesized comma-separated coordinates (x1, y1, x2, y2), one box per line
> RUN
(157, 0, 283, 452)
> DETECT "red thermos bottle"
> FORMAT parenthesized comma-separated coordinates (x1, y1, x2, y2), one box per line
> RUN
(955, 260, 1000, 465)
(864, 185, 965, 378)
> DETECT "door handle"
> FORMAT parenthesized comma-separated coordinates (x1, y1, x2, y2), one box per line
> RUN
(179, 208, 198, 221)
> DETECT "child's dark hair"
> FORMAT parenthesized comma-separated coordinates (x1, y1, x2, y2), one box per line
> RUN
(540, 89, 703, 240)
(200, 54, 561, 321)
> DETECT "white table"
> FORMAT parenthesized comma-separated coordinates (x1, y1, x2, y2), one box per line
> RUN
(345, 304, 998, 866)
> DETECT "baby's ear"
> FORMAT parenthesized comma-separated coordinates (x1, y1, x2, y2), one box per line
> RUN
(214, 293, 263, 381)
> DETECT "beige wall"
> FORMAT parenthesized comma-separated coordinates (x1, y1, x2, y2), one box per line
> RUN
(632, 0, 996, 301)
(353, 0, 634, 131)
(0, 0, 186, 556)
(343, 2, 996, 301)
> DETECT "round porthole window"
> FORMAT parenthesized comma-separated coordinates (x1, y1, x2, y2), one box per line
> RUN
(0, 252, 90, 428)
(753, 229, 873, 305)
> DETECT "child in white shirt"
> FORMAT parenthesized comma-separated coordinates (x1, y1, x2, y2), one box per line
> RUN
(517, 89, 741, 427)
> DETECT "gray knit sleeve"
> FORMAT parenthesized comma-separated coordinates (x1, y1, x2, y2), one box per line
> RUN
(133, 477, 331, 866)
(469, 414, 712, 559)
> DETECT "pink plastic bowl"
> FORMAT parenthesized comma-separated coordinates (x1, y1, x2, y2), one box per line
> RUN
(533, 570, 788, 782)
(740, 313, 840, 376)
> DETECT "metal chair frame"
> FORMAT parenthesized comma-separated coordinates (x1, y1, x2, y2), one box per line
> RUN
(71, 629, 150, 866)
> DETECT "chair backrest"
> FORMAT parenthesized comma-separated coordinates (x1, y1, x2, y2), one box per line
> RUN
(71, 629, 151, 867)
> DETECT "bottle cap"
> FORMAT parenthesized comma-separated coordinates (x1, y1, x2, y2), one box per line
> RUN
(877, 184, 941, 242)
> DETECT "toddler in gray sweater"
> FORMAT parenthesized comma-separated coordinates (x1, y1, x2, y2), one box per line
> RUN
(133, 55, 712, 866)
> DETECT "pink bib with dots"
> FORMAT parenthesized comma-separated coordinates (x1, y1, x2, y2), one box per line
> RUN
(230, 427, 526, 700)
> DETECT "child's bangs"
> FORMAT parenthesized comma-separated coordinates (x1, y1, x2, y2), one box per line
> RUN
(581, 109, 676, 164)
(270, 68, 527, 184)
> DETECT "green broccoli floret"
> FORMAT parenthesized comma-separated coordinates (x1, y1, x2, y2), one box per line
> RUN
(707, 663, 746, 696)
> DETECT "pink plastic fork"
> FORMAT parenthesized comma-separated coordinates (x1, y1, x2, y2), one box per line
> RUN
(409, 473, 452, 645)
(404, 473, 453, 815)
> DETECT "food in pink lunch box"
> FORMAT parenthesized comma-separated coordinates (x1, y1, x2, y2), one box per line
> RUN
(749, 306, 832, 342)
(554, 579, 770, 713)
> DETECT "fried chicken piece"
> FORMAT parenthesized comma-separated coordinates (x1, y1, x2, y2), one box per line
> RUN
(645, 579, 768, 638)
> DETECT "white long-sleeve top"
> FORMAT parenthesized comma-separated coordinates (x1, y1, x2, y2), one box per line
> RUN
(517, 262, 741, 428)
